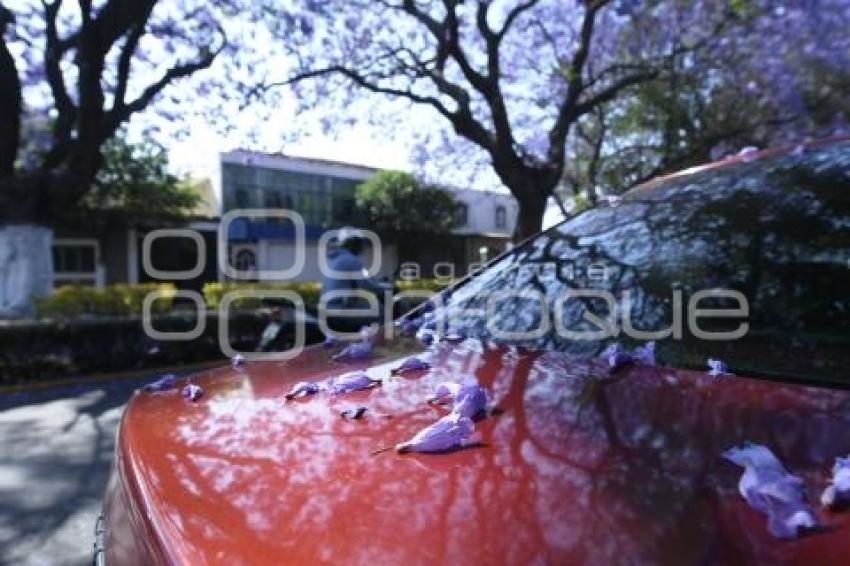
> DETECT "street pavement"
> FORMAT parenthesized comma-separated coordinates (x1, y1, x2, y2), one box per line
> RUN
(0, 375, 157, 566)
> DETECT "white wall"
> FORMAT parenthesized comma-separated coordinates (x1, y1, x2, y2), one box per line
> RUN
(257, 241, 398, 283)
(450, 189, 518, 237)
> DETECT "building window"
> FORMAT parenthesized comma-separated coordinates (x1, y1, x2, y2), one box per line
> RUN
(53, 240, 99, 286)
(234, 248, 257, 272)
(456, 203, 469, 227)
(235, 187, 251, 208)
(264, 190, 283, 209)
(495, 205, 507, 228)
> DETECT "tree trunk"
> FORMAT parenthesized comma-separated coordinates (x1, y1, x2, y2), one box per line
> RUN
(0, 224, 54, 318)
(512, 189, 549, 243)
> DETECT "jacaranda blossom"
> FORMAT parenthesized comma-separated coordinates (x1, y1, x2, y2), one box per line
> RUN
(391, 356, 431, 375)
(722, 443, 817, 539)
(396, 413, 474, 453)
(600, 341, 656, 371)
(284, 381, 320, 400)
(416, 328, 437, 346)
(340, 406, 368, 420)
(325, 371, 379, 395)
(143, 374, 176, 392)
(332, 337, 373, 362)
(821, 456, 850, 509)
(429, 379, 487, 419)
(182, 383, 203, 402)
(707, 358, 731, 377)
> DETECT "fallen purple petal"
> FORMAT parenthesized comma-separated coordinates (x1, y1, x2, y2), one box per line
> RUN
(633, 341, 656, 366)
(231, 354, 245, 369)
(707, 358, 731, 377)
(340, 406, 368, 420)
(323, 335, 338, 349)
(600, 342, 656, 371)
(182, 383, 203, 402)
(722, 443, 817, 539)
(429, 379, 487, 419)
(391, 356, 431, 375)
(143, 374, 176, 392)
(284, 381, 320, 400)
(396, 413, 474, 453)
(821, 456, 850, 509)
(600, 343, 632, 370)
(326, 371, 378, 394)
(416, 328, 436, 346)
(332, 339, 373, 362)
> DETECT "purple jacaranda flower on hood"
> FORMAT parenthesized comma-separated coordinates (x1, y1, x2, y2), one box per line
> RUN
(600, 342, 656, 371)
(231, 354, 245, 369)
(325, 371, 379, 395)
(332, 339, 373, 362)
(600, 342, 629, 370)
(429, 379, 487, 419)
(708, 358, 731, 377)
(396, 413, 474, 453)
(722, 443, 818, 539)
(340, 406, 368, 420)
(143, 374, 176, 392)
(821, 456, 850, 509)
(633, 342, 656, 366)
(182, 383, 203, 402)
(391, 356, 431, 375)
(416, 328, 437, 346)
(323, 335, 338, 349)
(284, 381, 321, 400)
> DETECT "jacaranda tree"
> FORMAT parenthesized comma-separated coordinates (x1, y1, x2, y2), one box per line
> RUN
(0, 0, 271, 316)
(269, 1, 748, 240)
(270, 0, 850, 239)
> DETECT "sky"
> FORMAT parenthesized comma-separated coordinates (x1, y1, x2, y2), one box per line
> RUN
(159, 112, 416, 180)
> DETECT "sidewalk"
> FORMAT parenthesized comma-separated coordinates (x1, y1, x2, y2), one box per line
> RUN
(0, 364, 213, 565)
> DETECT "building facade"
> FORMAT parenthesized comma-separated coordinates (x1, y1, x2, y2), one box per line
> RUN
(46, 151, 519, 290)
(218, 150, 397, 282)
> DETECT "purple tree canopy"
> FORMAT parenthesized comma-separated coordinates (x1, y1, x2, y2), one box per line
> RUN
(258, 0, 850, 239)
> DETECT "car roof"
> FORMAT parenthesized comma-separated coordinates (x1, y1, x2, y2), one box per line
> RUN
(626, 135, 850, 195)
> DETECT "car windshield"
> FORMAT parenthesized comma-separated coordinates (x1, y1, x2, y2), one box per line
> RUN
(434, 141, 850, 385)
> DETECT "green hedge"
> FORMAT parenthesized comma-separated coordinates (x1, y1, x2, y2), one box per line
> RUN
(33, 279, 448, 319)
(0, 310, 325, 384)
(34, 283, 177, 318)
(202, 282, 323, 310)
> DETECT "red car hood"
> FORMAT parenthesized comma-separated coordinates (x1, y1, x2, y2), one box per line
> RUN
(104, 337, 850, 565)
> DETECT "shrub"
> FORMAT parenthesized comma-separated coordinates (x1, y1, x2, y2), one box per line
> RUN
(396, 278, 449, 294)
(202, 282, 322, 310)
(34, 283, 177, 318)
(33, 279, 446, 319)
(203, 279, 447, 311)
(0, 310, 325, 384)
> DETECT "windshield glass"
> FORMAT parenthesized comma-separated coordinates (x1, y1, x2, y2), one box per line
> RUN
(435, 141, 850, 385)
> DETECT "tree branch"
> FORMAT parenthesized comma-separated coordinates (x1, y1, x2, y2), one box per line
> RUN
(41, 0, 78, 170)
(547, 0, 610, 161)
(106, 37, 224, 135)
(112, 14, 150, 113)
